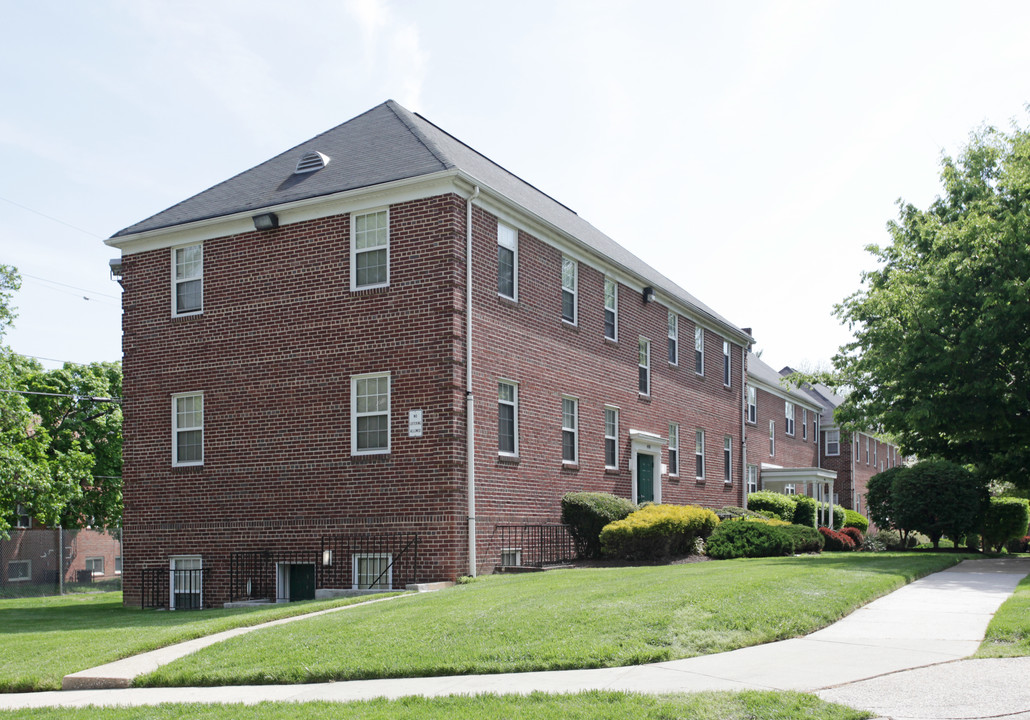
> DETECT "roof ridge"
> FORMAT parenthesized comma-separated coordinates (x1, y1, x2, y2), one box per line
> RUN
(385, 100, 455, 171)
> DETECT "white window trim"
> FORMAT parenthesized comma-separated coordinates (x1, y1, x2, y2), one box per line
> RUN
(724, 435, 732, 484)
(14, 504, 31, 529)
(350, 207, 390, 291)
(668, 311, 678, 366)
(638, 337, 651, 396)
(668, 423, 679, 477)
(695, 326, 705, 376)
(866, 435, 870, 464)
(825, 429, 841, 456)
(785, 401, 795, 437)
(746, 386, 757, 424)
(722, 340, 731, 387)
(769, 419, 775, 457)
(498, 222, 518, 301)
(498, 380, 519, 457)
(352, 552, 393, 590)
(746, 464, 759, 494)
(695, 429, 705, 480)
(802, 409, 808, 440)
(85, 556, 105, 577)
(171, 391, 204, 467)
(500, 548, 522, 567)
(170, 556, 202, 610)
(603, 277, 618, 341)
(7, 559, 30, 582)
(170, 244, 203, 318)
(562, 395, 579, 465)
(604, 406, 619, 470)
(561, 256, 578, 325)
(351, 372, 391, 456)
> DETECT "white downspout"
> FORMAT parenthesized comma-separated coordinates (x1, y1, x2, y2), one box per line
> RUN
(740, 344, 747, 509)
(466, 185, 480, 577)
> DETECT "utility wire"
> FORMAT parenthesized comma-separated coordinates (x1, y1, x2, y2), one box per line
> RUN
(0, 388, 121, 403)
(0, 194, 104, 239)
(21, 273, 120, 300)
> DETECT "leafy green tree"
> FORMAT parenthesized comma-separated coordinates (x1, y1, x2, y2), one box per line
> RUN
(891, 459, 987, 550)
(981, 497, 1030, 552)
(0, 265, 122, 537)
(866, 466, 906, 537)
(832, 124, 1030, 489)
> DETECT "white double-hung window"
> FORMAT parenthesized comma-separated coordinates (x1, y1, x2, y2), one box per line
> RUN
(352, 209, 389, 290)
(562, 396, 578, 464)
(498, 381, 518, 456)
(561, 257, 577, 324)
(172, 392, 204, 466)
(352, 373, 391, 455)
(498, 222, 517, 300)
(603, 277, 617, 340)
(605, 406, 619, 469)
(747, 386, 757, 424)
(785, 401, 795, 436)
(638, 338, 650, 396)
(172, 244, 203, 316)
(668, 312, 678, 365)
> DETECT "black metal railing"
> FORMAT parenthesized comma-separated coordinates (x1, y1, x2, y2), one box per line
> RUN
(319, 533, 419, 590)
(141, 567, 208, 610)
(496, 524, 576, 567)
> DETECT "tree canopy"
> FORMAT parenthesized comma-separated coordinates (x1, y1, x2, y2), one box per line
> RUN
(0, 265, 122, 537)
(832, 123, 1030, 489)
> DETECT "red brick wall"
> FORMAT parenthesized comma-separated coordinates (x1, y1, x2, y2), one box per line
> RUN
(121, 195, 469, 606)
(467, 206, 745, 574)
(750, 385, 819, 490)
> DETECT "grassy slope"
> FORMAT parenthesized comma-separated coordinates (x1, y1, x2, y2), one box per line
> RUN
(0, 592, 402, 692)
(976, 571, 1030, 657)
(0, 691, 872, 720)
(140, 553, 962, 687)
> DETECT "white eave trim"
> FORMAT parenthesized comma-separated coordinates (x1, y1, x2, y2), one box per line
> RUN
(106, 169, 462, 254)
(747, 375, 823, 413)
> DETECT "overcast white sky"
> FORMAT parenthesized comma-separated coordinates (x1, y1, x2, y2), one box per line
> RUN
(2, 0, 1028, 373)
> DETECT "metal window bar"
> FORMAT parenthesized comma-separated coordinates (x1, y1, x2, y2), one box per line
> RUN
(496, 525, 575, 567)
(318, 533, 419, 590)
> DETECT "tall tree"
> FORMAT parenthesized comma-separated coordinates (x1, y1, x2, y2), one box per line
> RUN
(832, 124, 1030, 489)
(0, 265, 122, 537)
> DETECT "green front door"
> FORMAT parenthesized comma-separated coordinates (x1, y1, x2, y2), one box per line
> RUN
(289, 564, 315, 601)
(637, 453, 654, 503)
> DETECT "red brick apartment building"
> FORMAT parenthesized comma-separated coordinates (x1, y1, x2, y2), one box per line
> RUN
(107, 101, 754, 608)
(780, 370, 902, 515)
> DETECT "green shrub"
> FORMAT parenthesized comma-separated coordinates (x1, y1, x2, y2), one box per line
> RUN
(792, 495, 818, 528)
(981, 497, 1030, 553)
(747, 491, 797, 522)
(599, 504, 719, 560)
(866, 466, 907, 534)
(780, 523, 824, 553)
(705, 520, 793, 559)
(561, 491, 636, 559)
(715, 506, 769, 521)
(843, 509, 869, 533)
(1006, 535, 1030, 553)
(892, 459, 987, 549)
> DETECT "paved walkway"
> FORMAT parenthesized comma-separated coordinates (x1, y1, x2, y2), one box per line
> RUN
(2, 558, 1028, 718)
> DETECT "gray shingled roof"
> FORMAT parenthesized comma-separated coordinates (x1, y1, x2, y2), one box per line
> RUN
(748, 353, 821, 409)
(113, 100, 746, 336)
(779, 365, 843, 424)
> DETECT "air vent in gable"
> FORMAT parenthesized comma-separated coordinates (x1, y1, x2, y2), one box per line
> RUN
(294, 151, 330, 175)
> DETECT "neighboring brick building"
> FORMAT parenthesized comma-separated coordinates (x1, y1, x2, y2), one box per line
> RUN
(745, 353, 836, 509)
(781, 370, 902, 514)
(107, 100, 754, 608)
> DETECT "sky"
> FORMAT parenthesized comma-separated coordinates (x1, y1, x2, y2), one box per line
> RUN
(2, 0, 1029, 374)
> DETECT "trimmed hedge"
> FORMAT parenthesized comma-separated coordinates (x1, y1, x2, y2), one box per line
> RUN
(981, 497, 1030, 553)
(819, 526, 856, 551)
(715, 506, 771, 521)
(747, 491, 796, 522)
(843, 509, 869, 533)
(561, 492, 636, 559)
(599, 504, 719, 560)
(781, 524, 824, 553)
(706, 520, 793, 559)
(792, 495, 818, 528)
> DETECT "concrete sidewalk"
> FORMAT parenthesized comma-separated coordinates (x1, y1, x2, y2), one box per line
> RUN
(1, 557, 1027, 717)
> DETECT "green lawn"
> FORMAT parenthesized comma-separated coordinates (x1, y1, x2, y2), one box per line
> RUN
(0, 591, 403, 692)
(976, 571, 1030, 657)
(139, 553, 965, 687)
(0, 691, 872, 720)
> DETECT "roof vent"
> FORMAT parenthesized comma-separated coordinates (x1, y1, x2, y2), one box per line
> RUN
(294, 151, 330, 175)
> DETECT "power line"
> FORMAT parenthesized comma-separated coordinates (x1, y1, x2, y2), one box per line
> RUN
(21, 273, 120, 301)
(0, 388, 121, 403)
(0, 194, 103, 239)
(13, 354, 120, 366)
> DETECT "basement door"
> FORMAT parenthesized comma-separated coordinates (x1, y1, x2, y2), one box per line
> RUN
(277, 563, 316, 602)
